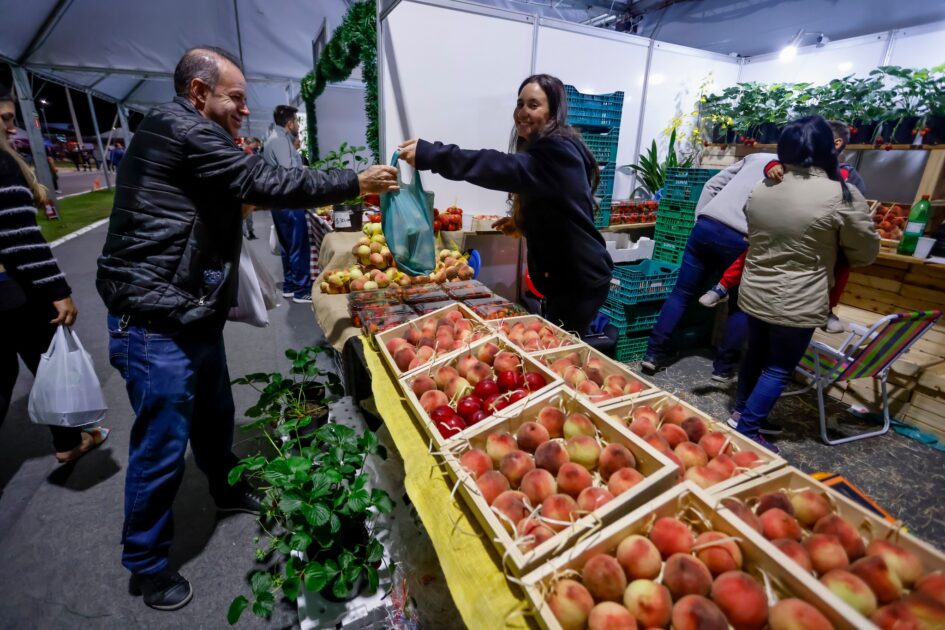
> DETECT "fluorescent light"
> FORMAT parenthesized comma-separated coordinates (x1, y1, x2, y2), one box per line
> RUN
(779, 45, 797, 62)
(838, 61, 853, 71)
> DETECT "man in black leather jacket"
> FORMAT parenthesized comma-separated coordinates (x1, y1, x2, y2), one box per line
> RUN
(96, 47, 397, 611)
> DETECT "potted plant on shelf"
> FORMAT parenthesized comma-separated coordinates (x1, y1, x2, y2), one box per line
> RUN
(227, 348, 393, 624)
(623, 128, 694, 198)
(315, 142, 371, 231)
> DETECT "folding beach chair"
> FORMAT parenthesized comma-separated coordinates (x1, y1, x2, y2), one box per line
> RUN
(787, 310, 942, 445)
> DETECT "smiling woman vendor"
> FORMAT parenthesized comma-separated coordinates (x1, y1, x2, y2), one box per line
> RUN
(397, 74, 614, 337)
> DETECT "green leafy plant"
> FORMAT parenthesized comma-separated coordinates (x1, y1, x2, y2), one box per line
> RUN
(313, 142, 370, 206)
(623, 128, 694, 197)
(226, 348, 393, 624)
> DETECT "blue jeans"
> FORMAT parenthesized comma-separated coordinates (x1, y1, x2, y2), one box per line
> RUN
(107, 314, 239, 575)
(271, 209, 312, 298)
(734, 315, 814, 435)
(647, 217, 749, 374)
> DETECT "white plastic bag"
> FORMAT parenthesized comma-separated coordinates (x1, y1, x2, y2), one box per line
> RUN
(28, 326, 108, 427)
(269, 224, 281, 255)
(228, 240, 280, 327)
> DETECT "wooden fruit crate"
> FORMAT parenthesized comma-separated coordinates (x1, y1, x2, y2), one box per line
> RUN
(521, 482, 869, 630)
(375, 302, 486, 379)
(600, 391, 787, 494)
(486, 314, 584, 355)
(398, 334, 561, 449)
(533, 344, 658, 409)
(440, 385, 678, 576)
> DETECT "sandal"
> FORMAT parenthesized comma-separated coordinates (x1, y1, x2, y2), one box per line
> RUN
(55, 427, 110, 463)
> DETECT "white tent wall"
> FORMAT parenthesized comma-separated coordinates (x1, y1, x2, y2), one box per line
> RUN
(314, 83, 370, 158)
(379, 0, 741, 215)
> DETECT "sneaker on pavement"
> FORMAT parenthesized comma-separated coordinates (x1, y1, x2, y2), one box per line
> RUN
(758, 420, 784, 436)
(216, 485, 265, 515)
(640, 354, 669, 375)
(292, 294, 313, 304)
(726, 416, 739, 430)
(699, 285, 729, 308)
(711, 371, 737, 385)
(746, 433, 780, 454)
(281, 291, 294, 298)
(822, 312, 846, 333)
(133, 569, 193, 611)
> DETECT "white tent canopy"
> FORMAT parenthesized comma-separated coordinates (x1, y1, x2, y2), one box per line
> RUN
(0, 0, 355, 134)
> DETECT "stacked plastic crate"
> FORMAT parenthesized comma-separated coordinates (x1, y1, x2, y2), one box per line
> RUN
(564, 85, 623, 228)
(602, 258, 680, 363)
(652, 167, 720, 265)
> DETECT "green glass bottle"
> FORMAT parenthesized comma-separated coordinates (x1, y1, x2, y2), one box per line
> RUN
(897, 195, 930, 256)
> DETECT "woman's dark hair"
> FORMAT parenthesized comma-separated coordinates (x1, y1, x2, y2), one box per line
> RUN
(777, 115, 852, 202)
(508, 74, 599, 194)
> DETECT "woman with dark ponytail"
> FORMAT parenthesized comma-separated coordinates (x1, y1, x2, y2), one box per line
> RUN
(397, 74, 613, 337)
(727, 115, 878, 452)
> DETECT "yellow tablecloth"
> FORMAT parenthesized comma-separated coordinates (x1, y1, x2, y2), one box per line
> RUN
(363, 338, 530, 629)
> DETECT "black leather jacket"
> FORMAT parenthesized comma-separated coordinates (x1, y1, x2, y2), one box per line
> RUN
(97, 97, 358, 328)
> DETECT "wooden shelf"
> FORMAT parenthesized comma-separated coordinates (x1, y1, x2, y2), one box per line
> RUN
(704, 143, 945, 151)
(602, 222, 656, 232)
(877, 250, 944, 266)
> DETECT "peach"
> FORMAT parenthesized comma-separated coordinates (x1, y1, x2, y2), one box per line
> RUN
(541, 493, 579, 531)
(537, 405, 567, 438)
(563, 413, 596, 438)
(695, 531, 743, 576)
(604, 374, 628, 391)
(550, 357, 576, 375)
(675, 442, 708, 469)
(493, 350, 521, 373)
(419, 389, 449, 414)
(475, 470, 509, 506)
(577, 380, 604, 398)
(556, 462, 593, 498)
(707, 454, 736, 479)
(866, 539, 924, 587)
(599, 443, 636, 480)
(663, 553, 713, 599)
(416, 345, 436, 361)
(732, 450, 764, 468)
(624, 379, 644, 395)
(698, 431, 733, 459)
(411, 374, 437, 397)
(499, 450, 535, 488)
(760, 508, 802, 541)
(386, 337, 411, 355)
(643, 432, 671, 452)
(899, 593, 945, 629)
(565, 435, 601, 470)
(789, 489, 832, 528)
(628, 415, 657, 438)
(661, 403, 689, 425)
(721, 497, 763, 534)
(515, 421, 550, 453)
(710, 570, 769, 630)
(813, 514, 865, 561)
(459, 448, 492, 479)
(774, 538, 813, 573)
(659, 423, 689, 449)
(664, 450, 686, 482)
(403, 326, 422, 345)
(870, 600, 921, 630)
(649, 516, 694, 559)
(632, 405, 659, 425)
(756, 491, 794, 516)
(516, 518, 555, 551)
(804, 533, 850, 575)
(520, 468, 556, 506)
(433, 365, 459, 389)
(685, 465, 726, 489)
(623, 579, 672, 629)
(583, 553, 627, 602)
(577, 487, 614, 512)
(563, 365, 588, 387)
(850, 555, 903, 604)
(768, 598, 833, 630)
(607, 467, 645, 496)
(393, 347, 417, 371)
(548, 578, 594, 630)
(672, 594, 728, 630)
(491, 490, 531, 532)
(588, 601, 637, 630)
(820, 569, 877, 616)
(444, 376, 473, 400)
(465, 362, 492, 386)
(485, 431, 517, 466)
(616, 534, 662, 581)
(584, 365, 605, 386)
(915, 571, 945, 606)
(476, 341, 500, 365)
(681, 416, 709, 444)
(455, 353, 479, 377)
(534, 440, 570, 475)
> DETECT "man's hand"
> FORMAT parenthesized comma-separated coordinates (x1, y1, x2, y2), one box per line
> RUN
(358, 165, 399, 195)
(397, 139, 418, 167)
(492, 217, 522, 238)
(765, 163, 784, 183)
(50, 297, 77, 326)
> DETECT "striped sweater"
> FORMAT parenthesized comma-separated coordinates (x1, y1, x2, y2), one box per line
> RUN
(0, 151, 71, 304)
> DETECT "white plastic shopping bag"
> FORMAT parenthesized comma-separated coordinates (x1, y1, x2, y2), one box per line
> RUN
(228, 240, 280, 327)
(269, 224, 281, 255)
(28, 326, 107, 427)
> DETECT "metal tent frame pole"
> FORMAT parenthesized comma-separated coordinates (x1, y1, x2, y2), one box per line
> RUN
(116, 104, 132, 147)
(10, 66, 56, 197)
(64, 86, 84, 156)
(86, 91, 111, 189)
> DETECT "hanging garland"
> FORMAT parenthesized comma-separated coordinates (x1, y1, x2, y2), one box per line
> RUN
(300, 0, 378, 163)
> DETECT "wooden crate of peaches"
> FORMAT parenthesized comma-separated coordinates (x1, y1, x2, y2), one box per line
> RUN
(398, 335, 561, 448)
(534, 345, 657, 409)
(870, 200, 909, 249)
(719, 467, 945, 630)
(521, 482, 869, 630)
(440, 386, 678, 576)
(488, 314, 583, 354)
(601, 392, 786, 494)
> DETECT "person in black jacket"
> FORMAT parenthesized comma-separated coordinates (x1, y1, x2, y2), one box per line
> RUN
(96, 47, 397, 612)
(398, 74, 613, 336)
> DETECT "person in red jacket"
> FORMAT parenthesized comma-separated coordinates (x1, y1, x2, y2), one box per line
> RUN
(700, 121, 866, 334)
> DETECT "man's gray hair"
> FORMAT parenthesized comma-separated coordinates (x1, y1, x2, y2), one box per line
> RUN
(174, 47, 243, 97)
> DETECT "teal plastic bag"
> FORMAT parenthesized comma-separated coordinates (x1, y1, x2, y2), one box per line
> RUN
(381, 151, 436, 276)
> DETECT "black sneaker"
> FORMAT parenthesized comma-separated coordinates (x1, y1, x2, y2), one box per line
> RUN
(746, 433, 780, 454)
(216, 485, 265, 515)
(640, 354, 669, 374)
(711, 371, 737, 385)
(133, 569, 193, 611)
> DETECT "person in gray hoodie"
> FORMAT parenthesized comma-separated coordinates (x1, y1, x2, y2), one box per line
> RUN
(642, 152, 776, 381)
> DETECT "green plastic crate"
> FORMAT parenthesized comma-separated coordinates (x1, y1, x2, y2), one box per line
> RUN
(654, 214, 695, 237)
(599, 164, 616, 197)
(607, 259, 679, 305)
(603, 300, 663, 333)
(665, 168, 720, 185)
(581, 128, 619, 164)
(593, 207, 611, 229)
(566, 85, 624, 129)
(615, 334, 650, 363)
